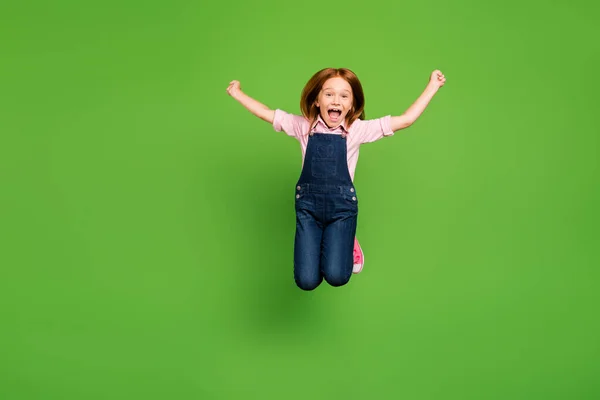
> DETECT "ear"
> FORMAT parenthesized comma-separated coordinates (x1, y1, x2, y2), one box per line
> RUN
(314, 100, 320, 108)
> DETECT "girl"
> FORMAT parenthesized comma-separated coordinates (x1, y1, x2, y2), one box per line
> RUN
(227, 68, 446, 290)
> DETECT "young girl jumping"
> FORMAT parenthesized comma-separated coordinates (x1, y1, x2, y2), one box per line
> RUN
(227, 68, 446, 290)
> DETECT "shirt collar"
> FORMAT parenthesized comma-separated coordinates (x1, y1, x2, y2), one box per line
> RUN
(312, 114, 349, 133)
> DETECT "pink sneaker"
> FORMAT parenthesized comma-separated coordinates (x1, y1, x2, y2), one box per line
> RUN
(353, 237, 364, 274)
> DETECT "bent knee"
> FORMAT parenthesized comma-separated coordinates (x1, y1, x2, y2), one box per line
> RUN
(295, 275, 322, 291)
(324, 272, 351, 287)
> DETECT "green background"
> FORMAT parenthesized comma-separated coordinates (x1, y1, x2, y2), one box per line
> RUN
(1, 0, 599, 399)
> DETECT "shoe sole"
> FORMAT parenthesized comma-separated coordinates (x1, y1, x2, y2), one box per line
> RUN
(353, 244, 364, 274)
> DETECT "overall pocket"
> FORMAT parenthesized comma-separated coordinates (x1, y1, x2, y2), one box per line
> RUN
(311, 158, 337, 179)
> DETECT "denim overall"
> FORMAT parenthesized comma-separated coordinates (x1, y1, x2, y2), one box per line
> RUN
(294, 132, 358, 290)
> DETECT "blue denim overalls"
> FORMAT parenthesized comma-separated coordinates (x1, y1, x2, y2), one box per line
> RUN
(294, 132, 358, 290)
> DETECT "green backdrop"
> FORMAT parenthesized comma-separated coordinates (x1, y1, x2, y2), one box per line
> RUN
(1, 0, 599, 399)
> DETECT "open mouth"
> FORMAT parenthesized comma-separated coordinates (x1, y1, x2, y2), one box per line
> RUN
(328, 108, 342, 121)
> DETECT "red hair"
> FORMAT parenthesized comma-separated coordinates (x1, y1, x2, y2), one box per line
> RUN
(300, 68, 365, 134)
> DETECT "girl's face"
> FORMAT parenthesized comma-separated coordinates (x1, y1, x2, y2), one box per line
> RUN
(315, 77, 353, 128)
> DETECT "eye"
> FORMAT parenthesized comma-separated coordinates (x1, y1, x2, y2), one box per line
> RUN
(325, 93, 332, 97)
(342, 95, 349, 99)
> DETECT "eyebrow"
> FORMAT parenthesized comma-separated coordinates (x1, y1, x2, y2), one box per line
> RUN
(322, 87, 351, 94)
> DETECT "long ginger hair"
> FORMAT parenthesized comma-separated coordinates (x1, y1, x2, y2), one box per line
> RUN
(300, 68, 365, 134)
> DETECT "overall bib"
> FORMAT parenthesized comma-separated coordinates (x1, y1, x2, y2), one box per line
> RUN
(294, 133, 358, 290)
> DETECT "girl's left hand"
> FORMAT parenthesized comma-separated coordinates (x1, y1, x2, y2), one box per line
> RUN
(429, 70, 446, 89)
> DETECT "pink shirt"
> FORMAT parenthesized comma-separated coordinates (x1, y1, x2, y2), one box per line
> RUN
(273, 109, 394, 181)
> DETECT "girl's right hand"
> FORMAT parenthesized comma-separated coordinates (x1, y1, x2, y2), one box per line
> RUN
(227, 80, 242, 97)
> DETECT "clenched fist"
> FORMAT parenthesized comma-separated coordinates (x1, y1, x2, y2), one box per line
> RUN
(429, 70, 446, 89)
(227, 80, 242, 98)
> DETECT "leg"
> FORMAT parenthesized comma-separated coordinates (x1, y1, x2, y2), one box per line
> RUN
(294, 207, 324, 291)
(321, 212, 357, 287)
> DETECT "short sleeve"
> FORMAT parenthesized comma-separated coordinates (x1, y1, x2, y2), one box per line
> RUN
(273, 109, 309, 139)
(351, 115, 394, 144)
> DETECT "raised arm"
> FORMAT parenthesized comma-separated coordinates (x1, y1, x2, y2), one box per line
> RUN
(390, 70, 446, 132)
(226, 80, 275, 124)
